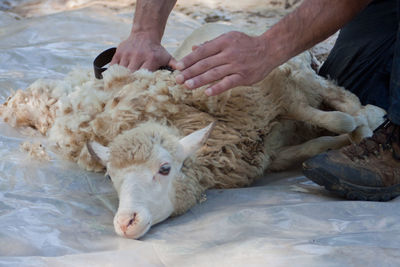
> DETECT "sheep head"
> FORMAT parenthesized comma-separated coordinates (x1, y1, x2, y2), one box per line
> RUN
(87, 121, 215, 239)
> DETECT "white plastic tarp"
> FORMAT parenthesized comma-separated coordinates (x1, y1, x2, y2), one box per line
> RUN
(0, 1, 400, 266)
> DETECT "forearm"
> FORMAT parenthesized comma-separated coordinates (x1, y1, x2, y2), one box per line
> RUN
(131, 0, 177, 43)
(261, 0, 373, 68)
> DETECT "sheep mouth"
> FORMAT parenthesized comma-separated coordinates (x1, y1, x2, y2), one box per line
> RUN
(123, 222, 152, 239)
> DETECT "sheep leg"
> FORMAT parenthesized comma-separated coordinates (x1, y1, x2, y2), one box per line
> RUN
(318, 85, 386, 141)
(269, 134, 350, 170)
(288, 104, 383, 143)
(316, 80, 363, 115)
(311, 80, 386, 141)
(288, 104, 357, 134)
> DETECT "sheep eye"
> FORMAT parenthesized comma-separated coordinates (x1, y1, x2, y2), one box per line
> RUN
(106, 174, 111, 180)
(158, 163, 171, 176)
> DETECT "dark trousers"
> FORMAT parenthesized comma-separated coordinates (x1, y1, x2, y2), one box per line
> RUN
(319, 0, 400, 125)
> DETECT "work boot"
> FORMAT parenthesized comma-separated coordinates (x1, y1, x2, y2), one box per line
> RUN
(302, 119, 400, 201)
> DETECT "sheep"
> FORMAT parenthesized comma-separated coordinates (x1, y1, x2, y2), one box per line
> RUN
(0, 23, 385, 239)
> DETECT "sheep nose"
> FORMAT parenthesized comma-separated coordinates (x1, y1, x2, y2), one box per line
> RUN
(116, 212, 137, 234)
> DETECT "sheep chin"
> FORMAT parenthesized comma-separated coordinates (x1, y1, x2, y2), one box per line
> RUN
(122, 223, 152, 240)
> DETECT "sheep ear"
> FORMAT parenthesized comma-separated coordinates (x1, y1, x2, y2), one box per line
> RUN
(87, 141, 110, 166)
(177, 122, 215, 161)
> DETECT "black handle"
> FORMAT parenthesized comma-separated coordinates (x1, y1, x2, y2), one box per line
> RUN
(93, 47, 116, 79)
(93, 47, 174, 80)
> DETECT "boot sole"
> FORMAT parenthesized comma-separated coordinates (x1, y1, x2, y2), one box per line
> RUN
(303, 164, 400, 201)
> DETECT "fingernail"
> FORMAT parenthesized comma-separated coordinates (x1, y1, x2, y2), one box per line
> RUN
(176, 74, 184, 84)
(185, 79, 194, 89)
(176, 62, 185, 70)
(205, 88, 212, 96)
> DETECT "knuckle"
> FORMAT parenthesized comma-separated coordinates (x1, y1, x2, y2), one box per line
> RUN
(217, 37, 228, 47)
(194, 74, 209, 87)
(181, 69, 192, 79)
(192, 77, 201, 87)
(215, 85, 226, 95)
(225, 79, 234, 88)
(227, 75, 241, 87)
(195, 46, 207, 56)
(181, 56, 191, 67)
(199, 60, 210, 70)
(213, 83, 222, 92)
(210, 67, 222, 78)
(123, 52, 133, 60)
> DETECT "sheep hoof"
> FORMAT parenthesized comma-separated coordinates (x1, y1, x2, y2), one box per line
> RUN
(363, 104, 387, 130)
(350, 126, 373, 143)
(322, 111, 356, 134)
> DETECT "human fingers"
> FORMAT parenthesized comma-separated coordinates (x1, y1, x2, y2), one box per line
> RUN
(176, 40, 221, 70)
(205, 73, 243, 96)
(168, 57, 178, 69)
(182, 64, 231, 90)
(175, 54, 225, 85)
(110, 53, 120, 65)
(127, 59, 143, 72)
(192, 40, 211, 51)
(141, 60, 161, 71)
(119, 55, 131, 68)
(140, 50, 174, 71)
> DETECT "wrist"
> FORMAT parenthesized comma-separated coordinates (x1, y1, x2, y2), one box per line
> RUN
(256, 30, 289, 73)
(129, 28, 163, 44)
(130, 0, 176, 44)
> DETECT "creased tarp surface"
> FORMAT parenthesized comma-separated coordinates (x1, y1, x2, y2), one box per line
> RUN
(0, 1, 400, 266)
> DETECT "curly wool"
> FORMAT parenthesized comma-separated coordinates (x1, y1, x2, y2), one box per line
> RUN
(0, 49, 384, 216)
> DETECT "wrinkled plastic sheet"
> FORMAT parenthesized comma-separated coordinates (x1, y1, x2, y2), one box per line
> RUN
(1, 2, 400, 266)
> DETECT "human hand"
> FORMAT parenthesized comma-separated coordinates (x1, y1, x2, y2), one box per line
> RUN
(111, 32, 176, 72)
(171, 31, 274, 96)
